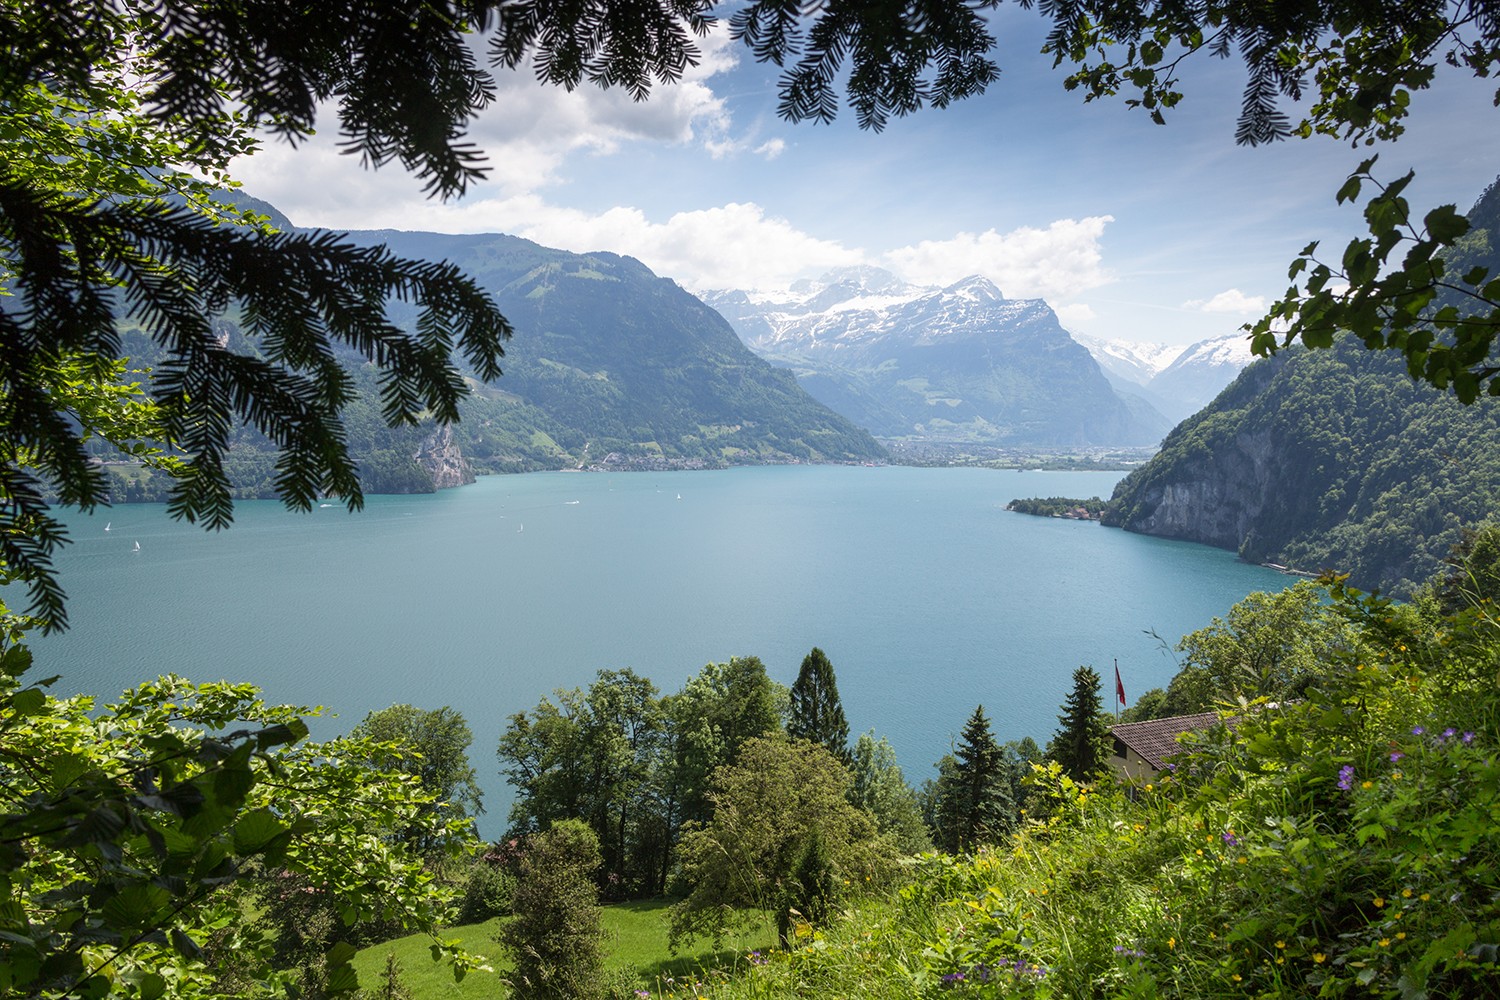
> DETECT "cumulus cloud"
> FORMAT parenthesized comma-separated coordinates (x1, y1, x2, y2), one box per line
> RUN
(1182, 288, 1267, 313)
(1052, 303, 1097, 330)
(231, 25, 744, 226)
(513, 201, 863, 290)
(881, 217, 1114, 302)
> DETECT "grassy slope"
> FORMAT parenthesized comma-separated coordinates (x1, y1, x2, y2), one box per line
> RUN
(354, 900, 774, 998)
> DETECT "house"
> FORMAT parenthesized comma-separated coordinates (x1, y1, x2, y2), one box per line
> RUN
(1108, 711, 1235, 780)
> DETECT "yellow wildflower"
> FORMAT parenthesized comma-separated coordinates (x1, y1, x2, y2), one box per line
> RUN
(1379, 938, 1391, 947)
(1374, 897, 1386, 908)
(1313, 953, 1327, 964)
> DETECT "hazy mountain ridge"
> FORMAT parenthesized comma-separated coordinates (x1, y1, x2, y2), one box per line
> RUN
(110, 210, 886, 498)
(702, 269, 1172, 447)
(1075, 331, 1255, 423)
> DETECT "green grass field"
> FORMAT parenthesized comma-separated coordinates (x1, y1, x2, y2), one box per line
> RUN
(352, 900, 775, 998)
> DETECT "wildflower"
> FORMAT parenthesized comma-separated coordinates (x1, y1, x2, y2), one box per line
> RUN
(1462, 731, 1476, 744)
(1402, 888, 1412, 898)
(1362, 780, 1373, 789)
(1374, 897, 1386, 908)
(1337, 765, 1355, 790)
(1442, 728, 1457, 740)
(1390, 751, 1405, 763)
(1168, 937, 1176, 950)
(1313, 953, 1327, 964)
(1412, 725, 1425, 736)
(1420, 893, 1431, 901)
(1223, 831, 1240, 847)
(1379, 938, 1391, 947)
(1397, 932, 1406, 940)
(1276, 941, 1286, 950)
(635, 992, 651, 999)
(1232, 973, 1243, 982)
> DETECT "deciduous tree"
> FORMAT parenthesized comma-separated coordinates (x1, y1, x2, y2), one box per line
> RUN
(500, 819, 605, 1000)
(0, 615, 477, 1000)
(670, 736, 894, 949)
(351, 704, 484, 853)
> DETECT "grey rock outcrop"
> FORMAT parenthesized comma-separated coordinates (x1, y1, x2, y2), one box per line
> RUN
(415, 424, 475, 489)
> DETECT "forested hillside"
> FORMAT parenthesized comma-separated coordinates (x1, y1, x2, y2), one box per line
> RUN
(1103, 179, 1500, 595)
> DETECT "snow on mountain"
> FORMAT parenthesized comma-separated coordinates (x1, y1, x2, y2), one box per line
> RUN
(1074, 334, 1187, 386)
(1146, 333, 1258, 422)
(700, 268, 1172, 447)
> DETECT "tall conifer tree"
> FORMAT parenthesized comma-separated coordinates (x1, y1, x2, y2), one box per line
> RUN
(1047, 666, 1112, 781)
(932, 706, 1014, 852)
(787, 647, 852, 765)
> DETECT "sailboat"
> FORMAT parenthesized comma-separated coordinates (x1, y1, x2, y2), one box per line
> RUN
(104, 521, 111, 532)
(132, 540, 140, 552)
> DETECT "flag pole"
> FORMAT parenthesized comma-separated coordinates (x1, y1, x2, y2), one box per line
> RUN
(1114, 658, 1122, 722)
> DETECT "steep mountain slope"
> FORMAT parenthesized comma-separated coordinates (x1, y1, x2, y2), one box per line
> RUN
(1102, 178, 1500, 595)
(352, 232, 884, 473)
(110, 219, 884, 500)
(1073, 335, 1185, 386)
(1102, 340, 1500, 594)
(703, 269, 1171, 446)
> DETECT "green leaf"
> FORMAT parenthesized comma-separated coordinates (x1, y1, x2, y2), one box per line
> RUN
(232, 808, 285, 855)
(9, 688, 46, 716)
(326, 941, 359, 966)
(137, 972, 167, 1000)
(1423, 204, 1469, 243)
(325, 963, 360, 995)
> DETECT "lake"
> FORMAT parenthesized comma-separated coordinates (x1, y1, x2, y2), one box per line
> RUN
(36, 466, 1287, 836)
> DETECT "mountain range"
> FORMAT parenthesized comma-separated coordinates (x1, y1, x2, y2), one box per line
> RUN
(109, 200, 885, 499)
(1076, 332, 1256, 423)
(701, 268, 1172, 447)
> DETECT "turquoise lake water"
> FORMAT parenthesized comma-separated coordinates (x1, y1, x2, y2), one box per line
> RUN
(36, 466, 1287, 835)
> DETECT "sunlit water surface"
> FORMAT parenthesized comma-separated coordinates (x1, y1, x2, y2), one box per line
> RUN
(39, 466, 1286, 834)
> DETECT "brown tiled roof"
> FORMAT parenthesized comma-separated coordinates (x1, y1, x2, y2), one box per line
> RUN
(1110, 711, 1233, 770)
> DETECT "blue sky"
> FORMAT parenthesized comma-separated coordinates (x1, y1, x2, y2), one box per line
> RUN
(233, 6, 1500, 347)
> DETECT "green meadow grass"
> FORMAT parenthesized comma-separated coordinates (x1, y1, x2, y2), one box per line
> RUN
(352, 900, 775, 998)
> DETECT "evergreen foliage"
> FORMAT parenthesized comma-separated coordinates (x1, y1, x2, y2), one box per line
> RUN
(787, 647, 852, 764)
(501, 819, 606, 1000)
(1046, 667, 1111, 782)
(932, 706, 1015, 852)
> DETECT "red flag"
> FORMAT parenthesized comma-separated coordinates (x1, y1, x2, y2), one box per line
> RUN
(1114, 664, 1127, 707)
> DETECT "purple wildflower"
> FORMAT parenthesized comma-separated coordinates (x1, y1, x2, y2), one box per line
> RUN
(1390, 751, 1405, 763)
(1442, 728, 1457, 740)
(1222, 831, 1240, 847)
(1411, 725, 1425, 736)
(1463, 731, 1476, 744)
(1337, 764, 1355, 790)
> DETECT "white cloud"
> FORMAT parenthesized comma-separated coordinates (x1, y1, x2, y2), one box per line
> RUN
(1052, 303, 1097, 330)
(881, 217, 1115, 302)
(513, 201, 863, 290)
(1182, 288, 1267, 313)
(230, 25, 744, 227)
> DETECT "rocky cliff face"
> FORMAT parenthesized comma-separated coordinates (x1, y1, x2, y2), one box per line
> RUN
(415, 424, 475, 489)
(1102, 341, 1500, 594)
(1109, 429, 1276, 551)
